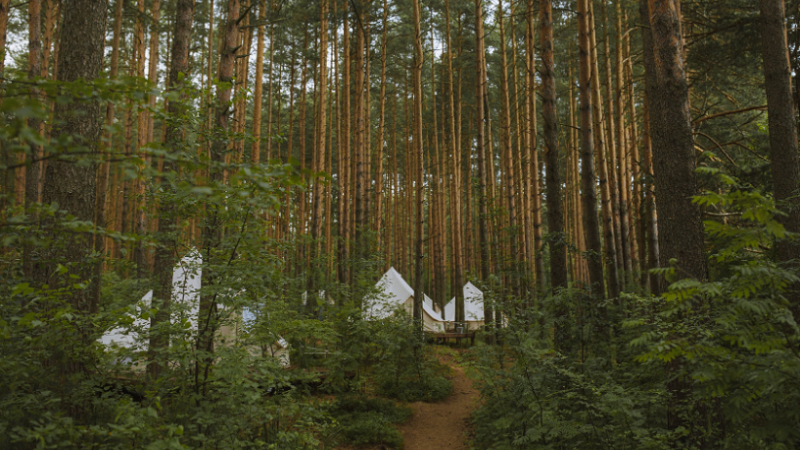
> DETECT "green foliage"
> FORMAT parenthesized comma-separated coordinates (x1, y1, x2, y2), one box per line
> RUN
(329, 396, 412, 449)
(467, 173, 800, 450)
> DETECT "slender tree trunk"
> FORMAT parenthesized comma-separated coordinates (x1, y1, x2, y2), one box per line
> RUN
(760, 0, 800, 318)
(374, 0, 388, 248)
(252, 4, 266, 164)
(577, 0, 604, 296)
(641, 99, 660, 294)
(412, 0, 425, 326)
(615, 0, 632, 280)
(526, 0, 544, 294)
(0, 0, 9, 78)
(307, 0, 328, 308)
(603, 0, 624, 277)
(589, 0, 619, 298)
(475, 0, 493, 339)
(540, 0, 567, 293)
(499, 0, 520, 296)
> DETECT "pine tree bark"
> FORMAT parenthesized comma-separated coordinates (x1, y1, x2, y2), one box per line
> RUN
(33, 0, 107, 350)
(475, 0, 493, 337)
(577, 0, 604, 296)
(641, 0, 707, 437)
(540, 0, 567, 294)
(759, 0, 800, 318)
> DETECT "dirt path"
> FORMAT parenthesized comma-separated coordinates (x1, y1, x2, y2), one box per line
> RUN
(392, 353, 479, 450)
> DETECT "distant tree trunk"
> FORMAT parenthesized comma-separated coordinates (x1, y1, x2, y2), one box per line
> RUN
(374, 0, 388, 249)
(577, 0, 604, 296)
(760, 0, 800, 318)
(603, 0, 624, 277)
(103, 0, 124, 261)
(526, 0, 544, 294)
(22, 0, 43, 277)
(540, 0, 566, 293)
(338, 6, 351, 285)
(589, 0, 619, 298)
(198, 0, 239, 389)
(475, 0, 493, 339)
(149, 0, 194, 378)
(615, 0, 632, 281)
(147, 0, 161, 143)
(353, 1, 366, 265)
(412, 0, 425, 326)
(446, 0, 465, 323)
(641, 99, 660, 294)
(25, 0, 42, 207)
(307, 0, 328, 310)
(251, 4, 266, 164)
(0, 0, 8, 78)
(499, 0, 520, 296)
(33, 0, 107, 362)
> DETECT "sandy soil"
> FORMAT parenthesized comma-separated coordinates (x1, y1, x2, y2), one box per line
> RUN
(394, 354, 477, 450)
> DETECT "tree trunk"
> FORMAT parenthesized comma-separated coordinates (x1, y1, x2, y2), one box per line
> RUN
(307, 0, 328, 310)
(446, 0, 465, 323)
(760, 0, 800, 318)
(251, 3, 266, 164)
(412, 0, 424, 327)
(540, 0, 567, 294)
(577, 0, 604, 296)
(641, 0, 708, 438)
(475, 0, 493, 339)
(32, 0, 107, 368)
(589, 0, 619, 298)
(526, 0, 545, 294)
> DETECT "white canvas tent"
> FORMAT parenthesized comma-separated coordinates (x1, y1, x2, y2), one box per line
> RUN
(443, 281, 485, 330)
(100, 251, 289, 367)
(365, 267, 446, 333)
(99, 251, 203, 350)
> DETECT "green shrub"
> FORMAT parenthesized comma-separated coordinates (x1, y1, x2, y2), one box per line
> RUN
(329, 396, 411, 449)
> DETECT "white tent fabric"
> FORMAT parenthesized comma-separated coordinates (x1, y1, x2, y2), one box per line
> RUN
(443, 281, 485, 326)
(99, 251, 203, 349)
(366, 267, 445, 332)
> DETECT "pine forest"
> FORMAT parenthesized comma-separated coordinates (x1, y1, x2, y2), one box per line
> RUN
(1, 0, 800, 448)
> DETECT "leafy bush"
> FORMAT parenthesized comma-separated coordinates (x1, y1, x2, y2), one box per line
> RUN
(329, 396, 411, 449)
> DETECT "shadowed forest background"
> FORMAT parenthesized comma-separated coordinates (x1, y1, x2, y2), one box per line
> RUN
(1, 0, 800, 448)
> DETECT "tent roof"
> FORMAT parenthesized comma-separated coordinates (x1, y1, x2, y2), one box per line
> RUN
(443, 282, 484, 322)
(366, 267, 444, 323)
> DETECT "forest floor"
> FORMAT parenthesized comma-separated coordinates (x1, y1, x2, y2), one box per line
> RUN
(354, 350, 479, 450)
